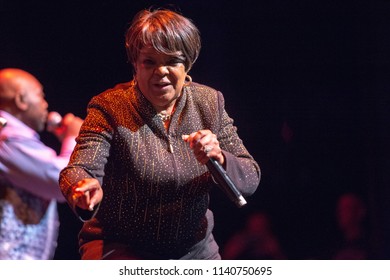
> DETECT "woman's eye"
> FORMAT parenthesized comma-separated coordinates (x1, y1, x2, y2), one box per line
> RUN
(168, 57, 185, 66)
(143, 59, 155, 65)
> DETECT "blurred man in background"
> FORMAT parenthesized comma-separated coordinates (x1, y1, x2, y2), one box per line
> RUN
(0, 68, 82, 259)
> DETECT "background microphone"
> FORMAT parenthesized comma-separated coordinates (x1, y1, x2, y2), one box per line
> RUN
(46, 111, 62, 132)
(0, 117, 7, 128)
(206, 157, 247, 208)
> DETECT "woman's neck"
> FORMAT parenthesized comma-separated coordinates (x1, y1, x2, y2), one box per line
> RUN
(156, 102, 177, 130)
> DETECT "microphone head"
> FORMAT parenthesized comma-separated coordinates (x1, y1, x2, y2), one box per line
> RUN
(46, 111, 62, 132)
(0, 117, 7, 128)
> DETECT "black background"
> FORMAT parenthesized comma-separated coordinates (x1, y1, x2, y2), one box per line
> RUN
(1, 0, 390, 259)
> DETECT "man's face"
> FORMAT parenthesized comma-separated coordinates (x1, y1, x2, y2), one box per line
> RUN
(20, 77, 48, 132)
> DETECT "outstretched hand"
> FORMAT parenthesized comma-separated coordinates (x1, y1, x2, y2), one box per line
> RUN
(70, 178, 103, 211)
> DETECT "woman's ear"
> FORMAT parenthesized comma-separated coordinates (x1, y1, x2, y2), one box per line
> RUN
(15, 92, 29, 111)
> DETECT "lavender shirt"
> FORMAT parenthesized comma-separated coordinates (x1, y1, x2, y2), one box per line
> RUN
(0, 110, 75, 259)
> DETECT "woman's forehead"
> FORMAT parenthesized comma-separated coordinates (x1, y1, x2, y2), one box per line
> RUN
(139, 45, 183, 57)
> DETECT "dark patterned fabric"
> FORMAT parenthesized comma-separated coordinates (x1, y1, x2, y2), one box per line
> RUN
(60, 81, 260, 259)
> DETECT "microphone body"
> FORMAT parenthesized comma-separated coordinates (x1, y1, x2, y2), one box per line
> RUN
(206, 157, 247, 208)
(46, 111, 62, 132)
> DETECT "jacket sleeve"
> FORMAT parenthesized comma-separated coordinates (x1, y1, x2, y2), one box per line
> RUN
(215, 91, 261, 197)
(59, 95, 113, 219)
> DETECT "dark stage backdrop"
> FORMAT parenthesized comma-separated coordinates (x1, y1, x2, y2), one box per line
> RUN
(1, 0, 389, 259)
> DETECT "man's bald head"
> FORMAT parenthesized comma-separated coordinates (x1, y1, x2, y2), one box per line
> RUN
(0, 68, 40, 108)
(0, 68, 48, 131)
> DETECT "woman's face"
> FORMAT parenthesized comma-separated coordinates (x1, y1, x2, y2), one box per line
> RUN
(134, 45, 188, 111)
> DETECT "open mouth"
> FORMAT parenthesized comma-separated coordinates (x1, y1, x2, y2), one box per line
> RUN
(153, 82, 171, 90)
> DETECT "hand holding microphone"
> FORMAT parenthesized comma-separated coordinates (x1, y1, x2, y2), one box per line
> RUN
(46, 111, 83, 142)
(182, 130, 247, 208)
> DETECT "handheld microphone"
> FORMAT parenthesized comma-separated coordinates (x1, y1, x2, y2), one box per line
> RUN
(46, 111, 62, 132)
(0, 117, 7, 128)
(206, 157, 247, 208)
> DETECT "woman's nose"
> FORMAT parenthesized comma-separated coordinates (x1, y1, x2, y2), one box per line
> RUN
(154, 65, 169, 76)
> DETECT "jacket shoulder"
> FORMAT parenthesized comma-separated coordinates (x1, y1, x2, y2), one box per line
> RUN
(186, 82, 222, 104)
(89, 82, 132, 106)
(188, 82, 219, 94)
